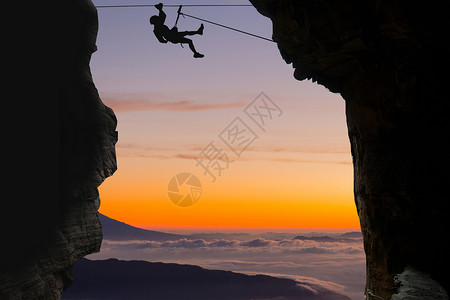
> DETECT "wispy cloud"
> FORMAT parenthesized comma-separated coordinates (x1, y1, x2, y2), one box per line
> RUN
(102, 96, 245, 112)
(243, 146, 350, 155)
(171, 153, 351, 165)
(116, 143, 352, 165)
(242, 271, 347, 295)
(264, 157, 352, 165)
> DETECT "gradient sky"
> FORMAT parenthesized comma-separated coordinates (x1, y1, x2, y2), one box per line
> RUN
(92, 0, 359, 229)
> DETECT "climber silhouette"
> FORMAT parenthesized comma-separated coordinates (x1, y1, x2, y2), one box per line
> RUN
(150, 3, 204, 58)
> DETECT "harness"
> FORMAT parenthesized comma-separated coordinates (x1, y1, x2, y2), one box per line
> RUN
(173, 5, 185, 48)
(174, 5, 183, 28)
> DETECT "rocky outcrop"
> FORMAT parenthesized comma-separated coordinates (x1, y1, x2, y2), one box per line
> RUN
(250, 0, 450, 299)
(391, 267, 448, 300)
(0, 0, 117, 298)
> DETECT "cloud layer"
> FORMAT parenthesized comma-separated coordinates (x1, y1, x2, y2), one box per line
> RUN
(102, 237, 362, 253)
(116, 142, 352, 165)
(89, 234, 365, 300)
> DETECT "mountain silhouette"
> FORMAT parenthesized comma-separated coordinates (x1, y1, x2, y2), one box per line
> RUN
(338, 232, 362, 238)
(99, 213, 247, 242)
(63, 258, 351, 300)
(99, 213, 185, 241)
(100, 213, 362, 243)
(293, 235, 361, 243)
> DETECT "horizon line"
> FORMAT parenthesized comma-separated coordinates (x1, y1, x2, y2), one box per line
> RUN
(134, 224, 361, 232)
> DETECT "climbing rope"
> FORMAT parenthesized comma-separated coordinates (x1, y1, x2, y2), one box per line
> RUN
(94, 3, 274, 43)
(95, 4, 253, 8)
(180, 12, 274, 43)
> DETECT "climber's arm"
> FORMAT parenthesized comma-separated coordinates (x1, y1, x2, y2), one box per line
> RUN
(156, 5, 166, 24)
(153, 30, 168, 43)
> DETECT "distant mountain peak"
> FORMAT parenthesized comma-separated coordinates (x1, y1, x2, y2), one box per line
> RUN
(99, 213, 185, 241)
(293, 234, 362, 243)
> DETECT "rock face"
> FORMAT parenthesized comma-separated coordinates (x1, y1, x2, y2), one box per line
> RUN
(391, 267, 448, 300)
(0, 0, 117, 298)
(250, 0, 449, 299)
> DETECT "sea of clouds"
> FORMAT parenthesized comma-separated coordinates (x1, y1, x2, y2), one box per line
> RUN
(88, 233, 365, 300)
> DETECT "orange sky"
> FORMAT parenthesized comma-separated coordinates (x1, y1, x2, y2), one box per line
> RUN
(94, 1, 360, 230)
(98, 140, 360, 229)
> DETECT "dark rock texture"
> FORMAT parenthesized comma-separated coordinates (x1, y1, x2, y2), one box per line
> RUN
(391, 267, 448, 300)
(0, 0, 117, 298)
(250, 0, 449, 299)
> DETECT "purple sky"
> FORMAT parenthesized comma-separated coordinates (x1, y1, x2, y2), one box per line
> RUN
(92, 0, 357, 229)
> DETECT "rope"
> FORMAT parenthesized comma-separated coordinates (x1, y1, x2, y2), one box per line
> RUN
(366, 290, 386, 300)
(181, 12, 274, 43)
(94, 3, 274, 43)
(95, 4, 253, 8)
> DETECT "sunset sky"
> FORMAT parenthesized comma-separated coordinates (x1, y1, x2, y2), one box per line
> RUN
(92, 0, 359, 230)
